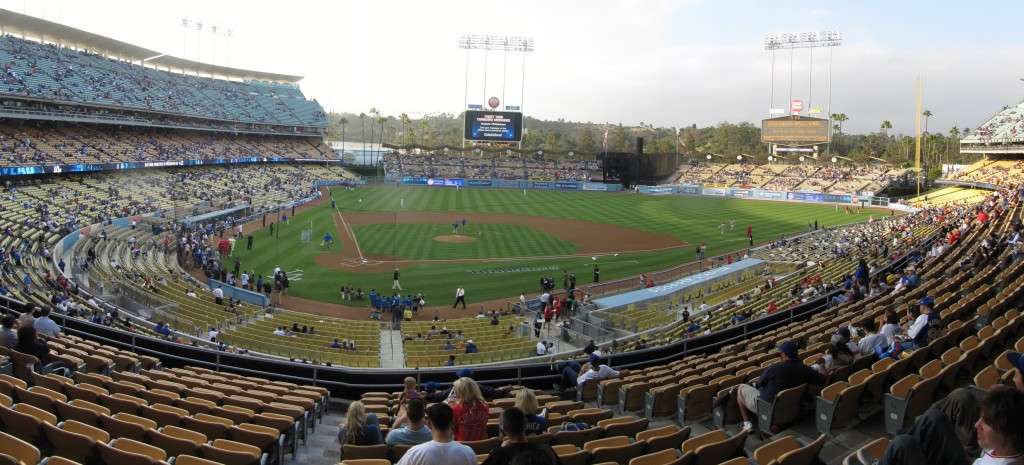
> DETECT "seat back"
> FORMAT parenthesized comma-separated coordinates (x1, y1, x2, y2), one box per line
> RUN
(96, 441, 160, 465)
(693, 430, 748, 465)
(149, 427, 202, 457)
(0, 430, 40, 465)
(341, 443, 390, 461)
(600, 417, 649, 438)
(774, 434, 827, 465)
(114, 437, 168, 462)
(766, 384, 806, 431)
(630, 448, 685, 465)
(201, 439, 262, 465)
(681, 429, 727, 454)
(643, 426, 691, 453)
(173, 455, 223, 465)
(551, 426, 603, 448)
(753, 435, 801, 465)
(460, 436, 500, 455)
(592, 439, 647, 464)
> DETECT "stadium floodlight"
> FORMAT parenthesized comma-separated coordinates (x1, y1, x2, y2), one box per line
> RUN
(458, 35, 535, 52)
(736, 155, 743, 161)
(706, 154, 712, 160)
(831, 156, 838, 163)
(764, 31, 842, 50)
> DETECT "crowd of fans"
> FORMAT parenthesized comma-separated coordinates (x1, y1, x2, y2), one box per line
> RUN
(962, 100, 1024, 144)
(676, 161, 900, 195)
(384, 152, 598, 181)
(0, 34, 326, 127)
(0, 120, 329, 166)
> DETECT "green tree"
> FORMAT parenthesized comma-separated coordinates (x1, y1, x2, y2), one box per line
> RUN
(922, 110, 933, 133)
(609, 124, 629, 152)
(577, 127, 596, 153)
(880, 120, 892, 137)
(830, 113, 849, 134)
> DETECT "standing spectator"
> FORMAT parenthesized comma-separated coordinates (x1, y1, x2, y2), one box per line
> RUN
(396, 403, 476, 465)
(448, 377, 489, 441)
(453, 286, 466, 309)
(338, 401, 383, 446)
(481, 407, 559, 465)
(388, 399, 433, 447)
(213, 286, 224, 305)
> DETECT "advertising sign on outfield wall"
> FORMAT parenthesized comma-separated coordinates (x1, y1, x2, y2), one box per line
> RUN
(702, 187, 728, 196)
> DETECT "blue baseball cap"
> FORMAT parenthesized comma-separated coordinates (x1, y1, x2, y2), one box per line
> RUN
(589, 353, 602, 366)
(919, 296, 934, 308)
(456, 368, 474, 378)
(779, 340, 799, 358)
(1008, 352, 1024, 373)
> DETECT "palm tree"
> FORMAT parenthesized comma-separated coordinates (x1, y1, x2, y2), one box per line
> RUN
(359, 112, 367, 165)
(880, 120, 892, 138)
(339, 117, 348, 158)
(830, 113, 848, 134)
(922, 110, 933, 133)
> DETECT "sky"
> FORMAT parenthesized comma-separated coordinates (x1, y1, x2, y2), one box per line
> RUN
(6, 0, 1024, 135)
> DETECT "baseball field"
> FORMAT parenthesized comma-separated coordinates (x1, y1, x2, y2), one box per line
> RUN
(228, 185, 881, 312)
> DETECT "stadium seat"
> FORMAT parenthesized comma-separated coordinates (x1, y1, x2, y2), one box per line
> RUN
(551, 444, 590, 465)
(628, 448, 688, 465)
(0, 430, 40, 465)
(636, 425, 690, 453)
(200, 439, 265, 465)
(680, 429, 748, 465)
(815, 378, 867, 435)
(584, 435, 647, 464)
(42, 419, 109, 463)
(149, 425, 205, 457)
(341, 443, 389, 461)
(597, 416, 649, 438)
(883, 373, 941, 435)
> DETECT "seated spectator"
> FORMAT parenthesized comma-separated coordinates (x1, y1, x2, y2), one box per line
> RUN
(0, 315, 18, 348)
(338, 401, 382, 446)
(448, 377, 490, 441)
(729, 340, 825, 432)
(330, 338, 341, 349)
(32, 307, 61, 338)
(855, 318, 888, 355)
(514, 388, 548, 435)
(903, 297, 939, 350)
(465, 340, 478, 353)
(396, 402, 476, 465)
(14, 326, 69, 378)
(481, 407, 559, 465)
(879, 385, 1024, 465)
(387, 399, 432, 447)
(559, 353, 629, 391)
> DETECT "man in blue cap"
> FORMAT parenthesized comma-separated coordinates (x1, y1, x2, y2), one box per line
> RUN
(731, 340, 825, 432)
(557, 353, 629, 393)
(903, 296, 938, 350)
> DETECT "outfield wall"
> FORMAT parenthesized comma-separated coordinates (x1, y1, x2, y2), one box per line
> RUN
(644, 184, 892, 207)
(390, 176, 623, 192)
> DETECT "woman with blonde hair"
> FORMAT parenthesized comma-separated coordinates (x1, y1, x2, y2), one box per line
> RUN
(448, 377, 489, 441)
(338, 401, 382, 446)
(392, 377, 422, 428)
(514, 388, 548, 435)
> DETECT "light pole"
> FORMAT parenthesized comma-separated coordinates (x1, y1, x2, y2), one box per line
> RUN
(458, 35, 535, 149)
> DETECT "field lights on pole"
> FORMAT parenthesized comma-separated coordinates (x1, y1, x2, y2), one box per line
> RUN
(764, 31, 842, 50)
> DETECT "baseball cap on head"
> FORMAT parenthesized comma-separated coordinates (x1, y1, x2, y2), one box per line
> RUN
(1008, 352, 1024, 373)
(588, 353, 601, 366)
(919, 296, 934, 307)
(456, 368, 473, 378)
(779, 340, 799, 359)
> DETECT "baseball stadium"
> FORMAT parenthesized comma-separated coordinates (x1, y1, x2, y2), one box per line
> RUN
(0, 4, 1023, 465)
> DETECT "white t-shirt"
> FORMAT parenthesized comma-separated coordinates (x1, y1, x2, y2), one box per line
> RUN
(577, 365, 620, 386)
(213, 288, 224, 299)
(536, 341, 547, 355)
(972, 451, 1024, 465)
(396, 440, 476, 465)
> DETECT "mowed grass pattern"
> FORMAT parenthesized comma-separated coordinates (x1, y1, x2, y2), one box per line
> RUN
(353, 223, 577, 260)
(230, 185, 883, 306)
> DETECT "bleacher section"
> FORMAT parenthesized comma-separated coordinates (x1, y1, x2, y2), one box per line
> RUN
(0, 35, 326, 128)
(947, 159, 1024, 187)
(383, 152, 598, 181)
(401, 316, 534, 367)
(674, 161, 901, 195)
(907, 186, 990, 207)
(0, 120, 330, 166)
(961, 100, 1024, 144)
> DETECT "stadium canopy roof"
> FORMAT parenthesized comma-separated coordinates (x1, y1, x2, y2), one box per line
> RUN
(0, 8, 303, 83)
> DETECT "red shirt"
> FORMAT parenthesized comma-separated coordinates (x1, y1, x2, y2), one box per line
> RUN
(451, 401, 489, 441)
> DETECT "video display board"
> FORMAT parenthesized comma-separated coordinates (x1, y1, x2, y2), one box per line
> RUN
(464, 110, 523, 142)
(761, 116, 829, 144)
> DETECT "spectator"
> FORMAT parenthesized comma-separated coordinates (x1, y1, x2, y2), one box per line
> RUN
(0, 315, 18, 348)
(33, 307, 62, 338)
(514, 388, 548, 435)
(396, 402, 476, 465)
(729, 340, 825, 432)
(338, 401, 382, 446)
(879, 385, 1024, 465)
(330, 338, 341, 349)
(154, 321, 172, 337)
(481, 407, 559, 465)
(465, 340, 478, 354)
(559, 354, 627, 391)
(387, 399, 433, 447)
(14, 326, 68, 378)
(448, 377, 489, 441)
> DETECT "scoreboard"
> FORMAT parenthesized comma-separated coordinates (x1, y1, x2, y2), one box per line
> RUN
(464, 110, 523, 142)
(761, 116, 829, 144)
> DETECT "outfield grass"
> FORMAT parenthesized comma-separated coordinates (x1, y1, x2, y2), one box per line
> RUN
(228, 185, 883, 307)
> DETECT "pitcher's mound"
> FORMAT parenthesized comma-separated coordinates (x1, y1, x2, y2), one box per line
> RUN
(434, 234, 477, 244)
